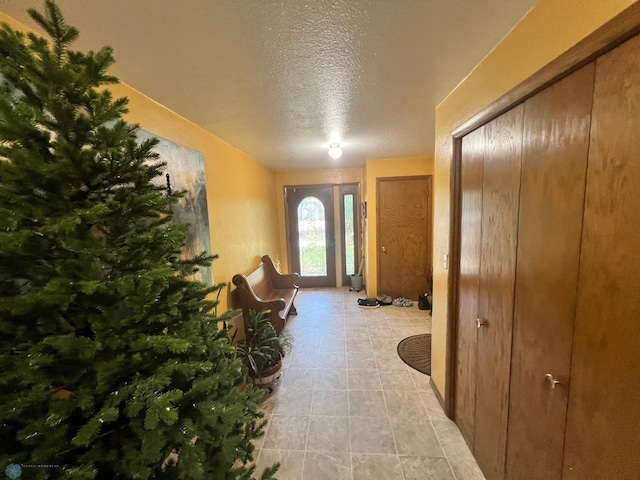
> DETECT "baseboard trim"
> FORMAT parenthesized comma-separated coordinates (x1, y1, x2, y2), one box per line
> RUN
(430, 377, 451, 418)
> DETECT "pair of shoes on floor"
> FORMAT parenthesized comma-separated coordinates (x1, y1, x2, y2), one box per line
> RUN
(358, 298, 380, 309)
(393, 297, 413, 307)
(377, 294, 393, 305)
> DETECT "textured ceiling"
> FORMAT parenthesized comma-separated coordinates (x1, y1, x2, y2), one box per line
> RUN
(0, 0, 536, 171)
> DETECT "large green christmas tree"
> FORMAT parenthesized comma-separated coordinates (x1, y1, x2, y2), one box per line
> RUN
(0, 2, 275, 478)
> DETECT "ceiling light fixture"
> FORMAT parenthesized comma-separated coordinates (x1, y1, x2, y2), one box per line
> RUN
(328, 143, 342, 159)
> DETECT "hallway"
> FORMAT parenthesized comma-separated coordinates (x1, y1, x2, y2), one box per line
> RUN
(251, 288, 485, 480)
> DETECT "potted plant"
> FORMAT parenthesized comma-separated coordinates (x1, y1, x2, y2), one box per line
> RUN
(236, 309, 293, 385)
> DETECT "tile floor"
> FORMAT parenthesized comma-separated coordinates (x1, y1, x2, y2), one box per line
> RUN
(251, 288, 485, 480)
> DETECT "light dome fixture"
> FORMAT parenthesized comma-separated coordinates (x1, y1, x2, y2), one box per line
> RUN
(328, 143, 342, 159)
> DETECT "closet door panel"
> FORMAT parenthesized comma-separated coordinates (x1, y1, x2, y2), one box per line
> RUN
(505, 64, 594, 480)
(454, 126, 485, 446)
(563, 33, 640, 479)
(473, 104, 524, 480)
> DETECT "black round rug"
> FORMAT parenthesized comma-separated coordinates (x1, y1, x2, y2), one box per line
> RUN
(397, 334, 431, 376)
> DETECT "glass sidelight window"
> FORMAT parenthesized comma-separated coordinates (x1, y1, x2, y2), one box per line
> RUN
(343, 194, 355, 275)
(340, 185, 360, 284)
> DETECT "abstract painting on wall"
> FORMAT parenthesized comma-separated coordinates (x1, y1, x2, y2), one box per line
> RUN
(138, 129, 213, 287)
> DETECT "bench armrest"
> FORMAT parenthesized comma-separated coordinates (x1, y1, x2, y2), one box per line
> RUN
(232, 273, 286, 315)
(261, 255, 300, 289)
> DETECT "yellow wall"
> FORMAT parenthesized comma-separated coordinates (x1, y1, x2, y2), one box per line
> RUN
(431, 0, 637, 398)
(109, 86, 280, 313)
(0, 12, 281, 315)
(365, 157, 434, 298)
(276, 168, 364, 273)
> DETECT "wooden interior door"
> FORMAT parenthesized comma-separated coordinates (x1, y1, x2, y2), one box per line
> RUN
(473, 105, 523, 480)
(286, 185, 336, 287)
(377, 176, 432, 300)
(505, 64, 594, 480)
(562, 33, 640, 479)
(454, 125, 485, 446)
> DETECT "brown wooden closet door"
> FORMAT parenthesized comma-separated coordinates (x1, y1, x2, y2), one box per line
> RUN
(473, 104, 524, 480)
(505, 64, 594, 480)
(563, 33, 640, 479)
(377, 176, 431, 300)
(454, 126, 485, 446)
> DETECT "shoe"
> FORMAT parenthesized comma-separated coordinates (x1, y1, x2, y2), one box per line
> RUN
(358, 298, 380, 309)
(392, 297, 405, 306)
(377, 294, 392, 305)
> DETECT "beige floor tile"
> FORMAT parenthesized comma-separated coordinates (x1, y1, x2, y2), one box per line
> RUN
(306, 416, 350, 453)
(263, 415, 309, 451)
(399, 456, 456, 480)
(419, 390, 448, 419)
(408, 368, 433, 391)
(375, 354, 410, 371)
(448, 455, 486, 480)
(349, 417, 396, 454)
(280, 368, 316, 391)
(272, 289, 484, 479)
(347, 349, 376, 365)
(348, 336, 374, 348)
(351, 454, 404, 480)
(348, 369, 382, 390)
(320, 354, 347, 369)
(258, 392, 278, 416)
(311, 389, 349, 416)
(349, 390, 388, 417)
(390, 416, 445, 457)
(254, 449, 304, 480)
(287, 352, 320, 369)
(318, 345, 346, 356)
(314, 369, 348, 390)
(431, 418, 473, 458)
(302, 451, 352, 480)
(274, 388, 313, 416)
(346, 342, 374, 354)
(384, 390, 428, 418)
(379, 369, 417, 391)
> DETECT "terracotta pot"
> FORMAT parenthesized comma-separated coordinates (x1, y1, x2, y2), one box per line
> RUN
(249, 358, 283, 385)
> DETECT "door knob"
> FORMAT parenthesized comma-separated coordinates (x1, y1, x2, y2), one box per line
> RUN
(545, 373, 560, 389)
(476, 318, 487, 328)
(382, 246, 387, 253)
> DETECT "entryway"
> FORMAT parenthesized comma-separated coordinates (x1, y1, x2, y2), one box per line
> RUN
(285, 184, 361, 288)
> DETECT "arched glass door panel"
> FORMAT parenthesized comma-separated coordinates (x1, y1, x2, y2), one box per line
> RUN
(297, 196, 327, 276)
(286, 186, 336, 287)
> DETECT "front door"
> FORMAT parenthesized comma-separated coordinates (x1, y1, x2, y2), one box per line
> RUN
(377, 176, 432, 300)
(286, 185, 336, 287)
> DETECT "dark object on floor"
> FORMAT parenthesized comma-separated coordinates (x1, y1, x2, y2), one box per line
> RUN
(377, 294, 393, 305)
(397, 334, 431, 375)
(357, 298, 379, 307)
(418, 294, 432, 311)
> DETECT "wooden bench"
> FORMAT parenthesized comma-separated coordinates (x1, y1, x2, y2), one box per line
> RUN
(232, 255, 299, 335)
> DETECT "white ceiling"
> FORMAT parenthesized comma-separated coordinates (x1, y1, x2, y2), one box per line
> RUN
(0, 0, 536, 171)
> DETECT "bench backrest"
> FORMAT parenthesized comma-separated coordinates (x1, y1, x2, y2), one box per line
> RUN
(244, 263, 275, 300)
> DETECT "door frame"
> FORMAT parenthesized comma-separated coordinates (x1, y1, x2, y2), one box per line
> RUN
(376, 175, 433, 300)
(444, 4, 640, 417)
(284, 183, 361, 288)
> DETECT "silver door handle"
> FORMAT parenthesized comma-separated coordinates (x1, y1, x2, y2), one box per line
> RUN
(476, 318, 487, 328)
(382, 246, 387, 253)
